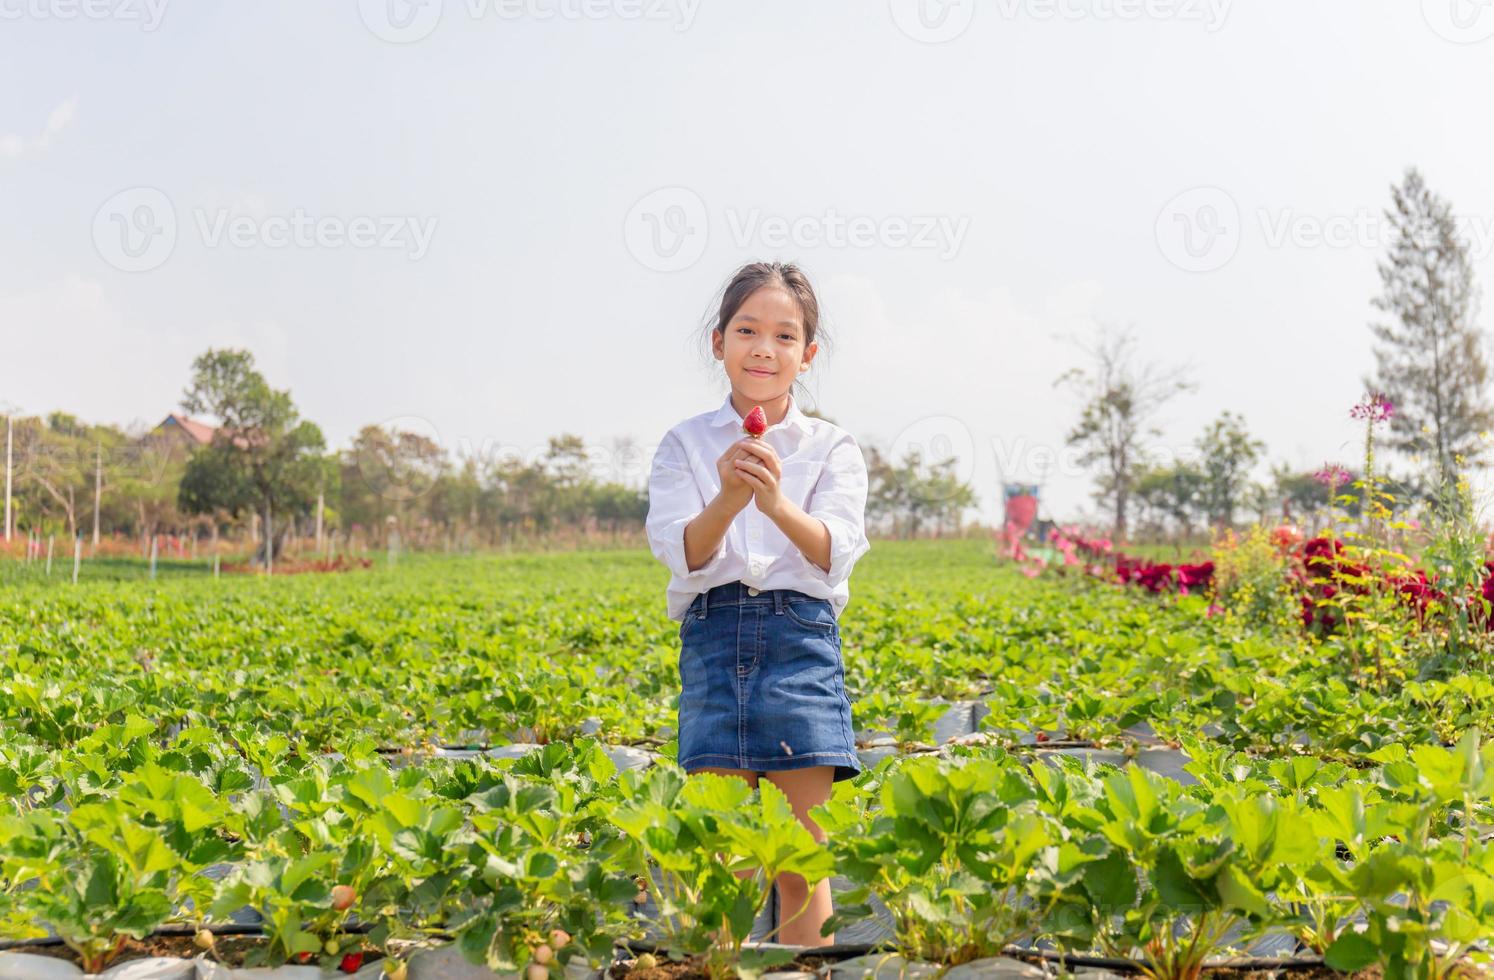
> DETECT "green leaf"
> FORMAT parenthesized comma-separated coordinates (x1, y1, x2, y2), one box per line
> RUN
(1324, 930, 1379, 971)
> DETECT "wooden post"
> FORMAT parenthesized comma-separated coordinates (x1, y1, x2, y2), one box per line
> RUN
(3, 415, 11, 542)
(213, 553, 220, 579)
(149, 535, 158, 579)
(92, 443, 101, 552)
(72, 536, 81, 585)
(45, 534, 53, 575)
(315, 490, 324, 552)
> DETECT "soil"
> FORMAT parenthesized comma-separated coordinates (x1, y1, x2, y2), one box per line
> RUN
(611, 953, 828, 980)
(222, 555, 374, 576)
(1230, 968, 1382, 980)
(6, 934, 385, 971)
(607, 951, 1391, 980)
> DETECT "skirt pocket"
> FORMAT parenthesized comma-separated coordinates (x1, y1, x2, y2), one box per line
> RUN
(783, 598, 837, 636)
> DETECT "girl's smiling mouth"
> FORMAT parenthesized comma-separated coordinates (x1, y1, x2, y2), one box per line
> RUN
(746, 367, 775, 377)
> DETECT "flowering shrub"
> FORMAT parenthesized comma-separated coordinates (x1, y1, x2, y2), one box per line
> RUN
(1050, 526, 1214, 597)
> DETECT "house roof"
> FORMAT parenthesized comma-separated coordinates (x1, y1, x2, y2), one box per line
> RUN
(156, 413, 218, 445)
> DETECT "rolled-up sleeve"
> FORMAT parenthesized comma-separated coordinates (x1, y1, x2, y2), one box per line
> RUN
(645, 429, 728, 582)
(806, 431, 872, 590)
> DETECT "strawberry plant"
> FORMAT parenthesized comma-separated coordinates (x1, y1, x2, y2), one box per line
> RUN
(817, 754, 1065, 965)
(605, 765, 834, 980)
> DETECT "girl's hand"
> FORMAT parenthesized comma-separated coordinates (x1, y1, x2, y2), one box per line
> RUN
(732, 438, 785, 518)
(715, 441, 756, 509)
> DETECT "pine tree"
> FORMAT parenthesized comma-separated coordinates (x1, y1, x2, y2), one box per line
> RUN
(1368, 167, 1494, 491)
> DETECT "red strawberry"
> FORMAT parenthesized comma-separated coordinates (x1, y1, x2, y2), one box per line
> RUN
(742, 405, 767, 437)
(1034, 731, 1050, 743)
(296, 952, 315, 964)
(341, 952, 365, 973)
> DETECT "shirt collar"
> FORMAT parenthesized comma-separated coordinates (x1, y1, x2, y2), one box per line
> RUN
(709, 392, 813, 434)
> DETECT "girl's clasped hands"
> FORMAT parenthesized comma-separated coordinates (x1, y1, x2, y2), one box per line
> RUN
(716, 437, 784, 518)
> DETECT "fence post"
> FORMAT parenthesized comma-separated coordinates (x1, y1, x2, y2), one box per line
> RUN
(45, 534, 54, 576)
(149, 535, 158, 580)
(72, 536, 81, 585)
(213, 552, 220, 580)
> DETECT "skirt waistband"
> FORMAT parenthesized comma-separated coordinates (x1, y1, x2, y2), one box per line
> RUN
(689, 581, 821, 617)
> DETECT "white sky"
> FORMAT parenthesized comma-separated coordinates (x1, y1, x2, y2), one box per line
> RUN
(4, 0, 1494, 526)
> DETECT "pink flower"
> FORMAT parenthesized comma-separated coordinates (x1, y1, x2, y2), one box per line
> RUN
(1313, 463, 1352, 487)
(1349, 392, 1394, 424)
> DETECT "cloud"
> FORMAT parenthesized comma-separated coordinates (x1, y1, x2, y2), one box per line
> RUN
(0, 96, 79, 161)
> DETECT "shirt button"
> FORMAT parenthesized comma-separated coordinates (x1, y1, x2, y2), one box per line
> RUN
(747, 587, 760, 596)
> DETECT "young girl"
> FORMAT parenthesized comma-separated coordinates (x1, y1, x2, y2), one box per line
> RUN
(644, 261, 872, 947)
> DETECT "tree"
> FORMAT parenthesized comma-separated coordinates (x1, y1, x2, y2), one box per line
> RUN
(863, 445, 976, 538)
(1368, 167, 1494, 492)
(21, 414, 91, 538)
(177, 349, 328, 572)
(1195, 411, 1265, 528)
(341, 424, 445, 541)
(1055, 326, 1193, 542)
(1133, 461, 1205, 542)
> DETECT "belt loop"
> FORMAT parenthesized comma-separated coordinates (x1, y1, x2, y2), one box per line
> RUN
(700, 587, 709, 619)
(773, 590, 784, 615)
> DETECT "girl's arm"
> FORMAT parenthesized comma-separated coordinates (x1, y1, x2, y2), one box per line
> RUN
(646, 430, 748, 580)
(764, 501, 832, 574)
(795, 431, 871, 589)
(684, 491, 748, 571)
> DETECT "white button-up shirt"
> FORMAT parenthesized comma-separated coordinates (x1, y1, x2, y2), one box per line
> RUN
(646, 392, 872, 623)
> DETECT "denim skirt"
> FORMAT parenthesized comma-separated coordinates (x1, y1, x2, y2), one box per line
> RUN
(676, 581, 862, 783)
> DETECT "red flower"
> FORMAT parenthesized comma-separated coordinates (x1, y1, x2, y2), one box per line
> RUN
(1177, 561, 1215, 592)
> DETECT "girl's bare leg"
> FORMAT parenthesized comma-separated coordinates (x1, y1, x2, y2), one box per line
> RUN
(688, 767, 761, 881)
(760, 766, 835, 947)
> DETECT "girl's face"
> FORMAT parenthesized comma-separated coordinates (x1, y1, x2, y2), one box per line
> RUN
(712, 286, 817, 401)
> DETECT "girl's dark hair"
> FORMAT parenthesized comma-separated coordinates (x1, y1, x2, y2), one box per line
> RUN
(700, 261, 828, 401)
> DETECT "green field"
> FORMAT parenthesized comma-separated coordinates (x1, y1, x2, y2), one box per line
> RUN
(1, 540, 1491, 977)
